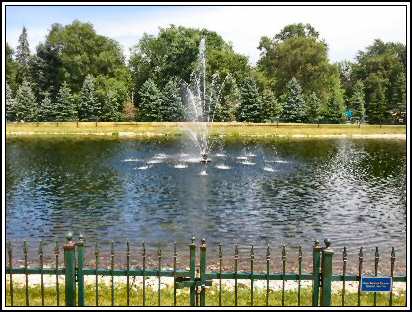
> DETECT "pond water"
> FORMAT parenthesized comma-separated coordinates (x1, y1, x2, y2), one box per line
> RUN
(6, 137, 406, 270)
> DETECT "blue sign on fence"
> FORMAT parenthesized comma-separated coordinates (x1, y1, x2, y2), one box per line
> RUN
(361, 276, 392, 292)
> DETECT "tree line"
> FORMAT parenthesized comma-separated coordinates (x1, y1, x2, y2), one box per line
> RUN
(5, 21, 406, 124)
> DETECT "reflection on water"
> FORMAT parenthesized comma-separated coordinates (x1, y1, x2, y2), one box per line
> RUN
(6, 137, 406, 267)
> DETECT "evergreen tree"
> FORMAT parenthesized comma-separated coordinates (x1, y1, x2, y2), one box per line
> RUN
(262, 89, 282, 122)
(55, 82, 77, 121)
(281, 77, 306, 122)
(6, 43, 18, 93)
(78, 75, 101, 121)
(305, 92, 322, 124)
(29, 41, 63, 101)
(323, 90, 345, 123)
(390, 72, 406, 114)
(16, 27, 31, 67)
(100, 91, 122, 121)
(161, 78, 184, 121)
(350, 81, 366, 122)
(138, 79, 163, 121)
(15, 27, 31, 85)
(14, 80, 37, 121)
(38, 91, 54, 121)
(367, 73, 388, 125)
(6, 81, 16, 121)
(237, 76, 263, 122)
(122, 101, 137, 121)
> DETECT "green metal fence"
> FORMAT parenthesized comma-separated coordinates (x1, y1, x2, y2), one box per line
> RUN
(6, 232, 406, 307)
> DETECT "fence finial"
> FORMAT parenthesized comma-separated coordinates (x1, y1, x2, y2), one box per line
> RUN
(66, 231, 73, 242)
(359, 247, 364, 260)
(282, 244, 287, 260)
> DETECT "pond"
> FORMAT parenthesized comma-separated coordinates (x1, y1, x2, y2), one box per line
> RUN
(5, 136, 406, 270)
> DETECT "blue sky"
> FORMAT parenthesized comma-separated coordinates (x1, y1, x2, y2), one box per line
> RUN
(5, 5, 407, 65)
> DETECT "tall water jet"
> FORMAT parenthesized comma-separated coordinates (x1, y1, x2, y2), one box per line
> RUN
(181, 37, 225, 165)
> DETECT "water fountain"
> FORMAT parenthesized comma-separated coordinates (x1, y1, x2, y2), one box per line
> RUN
(129, 37, 280, 175)
(181, 38, 224, 167)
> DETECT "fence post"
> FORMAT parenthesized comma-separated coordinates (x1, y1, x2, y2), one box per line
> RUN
(189, 237, 196, 306)
(77, 234, 85, 306)
(199, 239, 207, 306)
(312, 240, 321, 306)
(64, 232, 76, 306)
(321, 239, 334, 306)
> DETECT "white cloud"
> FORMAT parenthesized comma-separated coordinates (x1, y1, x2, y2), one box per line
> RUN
(6, 5, 406, 65)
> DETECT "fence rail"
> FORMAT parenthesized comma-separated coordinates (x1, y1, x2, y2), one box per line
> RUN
(5, 232, 406, 307)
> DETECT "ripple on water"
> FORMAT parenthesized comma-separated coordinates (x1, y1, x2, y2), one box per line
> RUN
(215, 164, 230, 170)
(123, 158, 142, 162)
(263, 166, 275, 172)
(236, 156, 248, 160)
(241, 160, 256, 165)
(186, 157, 201, 163)
(174, 164, 188, 169)
(147, 159, 163, 164)
(153, 153, 168, 159)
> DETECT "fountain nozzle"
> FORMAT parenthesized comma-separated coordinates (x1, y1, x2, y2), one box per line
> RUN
(200, 153, 210, 163)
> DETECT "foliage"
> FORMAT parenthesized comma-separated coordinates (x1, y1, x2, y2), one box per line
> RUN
(366, 73, 388, 124)
(96, 76, 129, 121)
(14, 81, 37, 122)
(6, 43, 18, 92)
(237, 76, 263, 122)
(214, 75, 241, 122)
(161, 78, 185, 121)
(305, 92, 322, 124)
(138, 78, 163, 121)
(262, 89, 282, 122)
(16, 27, 31, 66)
(6, 81, 16, 121)
(337, 60, 354, 103)
(257, 23, 337, 104)
(323, 87, 346, 123)
(54, 82, 78, 121)
(351, 39, 406, 122)
(129, 25, 250, 106)
(350, 80, 366, 121)
(29, 39, 63, 100)
(5, 22, 407, 125)
(78, 75, 101, 121)
(281, 77, 306, 122)
(38, 91, 54, 121)
(44, 21, 127, 93)
(122, 101, 137, 121)
(274, 22, 320, 41)
(15, 27, 31, 86)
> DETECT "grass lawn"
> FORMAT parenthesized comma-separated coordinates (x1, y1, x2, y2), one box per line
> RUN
(5, 122, 406, 139)
(5, 283, 406, 307)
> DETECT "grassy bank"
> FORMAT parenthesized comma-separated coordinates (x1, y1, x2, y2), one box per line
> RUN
(5, 283, 406, 307)
(6, 122, 406, 139)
